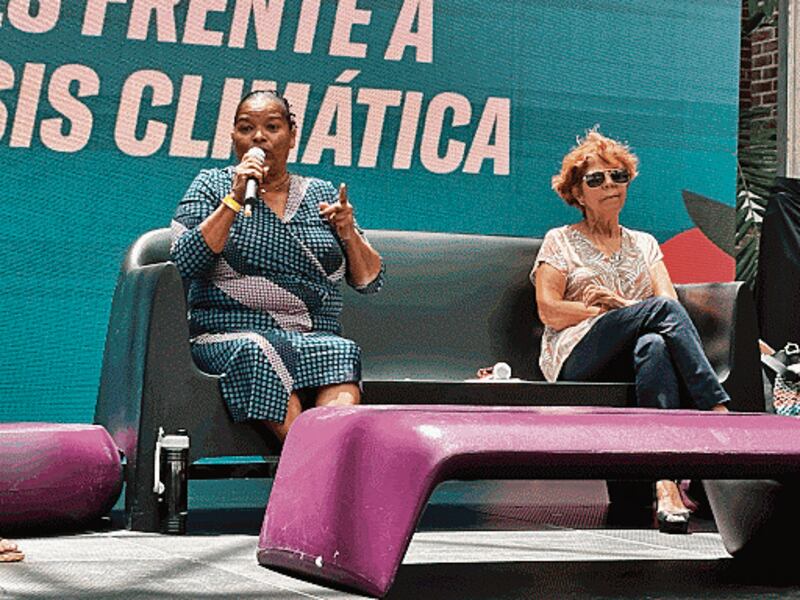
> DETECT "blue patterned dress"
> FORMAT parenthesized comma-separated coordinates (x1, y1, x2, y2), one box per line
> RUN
(170, 167, 384, 423)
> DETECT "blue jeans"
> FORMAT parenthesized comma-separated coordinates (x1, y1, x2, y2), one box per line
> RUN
(559, 296, 730, 410)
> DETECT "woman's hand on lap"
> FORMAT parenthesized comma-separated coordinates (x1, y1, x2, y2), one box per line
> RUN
(582, 284, 631, 310)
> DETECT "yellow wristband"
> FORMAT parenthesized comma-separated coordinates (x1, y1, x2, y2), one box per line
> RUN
(221, 194, 241, 214)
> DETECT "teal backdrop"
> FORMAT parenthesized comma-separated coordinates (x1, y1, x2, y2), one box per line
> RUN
(0, 0, 739, 423)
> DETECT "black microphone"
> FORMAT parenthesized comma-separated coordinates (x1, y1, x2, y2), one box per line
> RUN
(243, 147, 265, 217)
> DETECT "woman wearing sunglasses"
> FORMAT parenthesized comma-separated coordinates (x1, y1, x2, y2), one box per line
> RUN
(531, 129, 730, 534)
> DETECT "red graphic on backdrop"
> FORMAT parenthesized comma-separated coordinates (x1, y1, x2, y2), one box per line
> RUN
(661, 227, 734, 284)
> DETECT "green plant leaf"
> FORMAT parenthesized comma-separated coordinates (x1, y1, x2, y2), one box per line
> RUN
(736, 102, 777, 289)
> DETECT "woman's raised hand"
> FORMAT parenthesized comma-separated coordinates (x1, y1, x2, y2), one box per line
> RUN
(319, 183, 357, 241)
(582, 284, 632, 311)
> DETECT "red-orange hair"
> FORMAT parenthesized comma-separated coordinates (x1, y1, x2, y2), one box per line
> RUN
(551, 128, 639, 210)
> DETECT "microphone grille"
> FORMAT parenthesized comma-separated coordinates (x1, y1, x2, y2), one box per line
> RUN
(246, 147, 265, 161)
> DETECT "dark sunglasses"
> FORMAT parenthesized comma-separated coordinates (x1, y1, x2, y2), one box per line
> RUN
(583, 169, 630, 188)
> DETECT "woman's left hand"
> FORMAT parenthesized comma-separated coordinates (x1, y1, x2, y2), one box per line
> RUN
(582, 284, 632, 310)
(320, 183, 357, 241)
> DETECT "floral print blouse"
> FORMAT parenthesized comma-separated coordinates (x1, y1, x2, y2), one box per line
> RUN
(530, 225, 663, 382)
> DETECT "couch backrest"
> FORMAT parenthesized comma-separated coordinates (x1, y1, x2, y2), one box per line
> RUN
(123, 228, 756, 392)
(134, 228, 545, 380)
(341, 230, 544, 381)
(125, 228, 172, 270)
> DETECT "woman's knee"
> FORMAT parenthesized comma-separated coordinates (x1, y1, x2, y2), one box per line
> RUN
(230, 337, 271, 370)
(642, 295, 682, 313)
(316, 383, 360, 407)
(640, 296, 692, 327)
(634, 332, 668, 360)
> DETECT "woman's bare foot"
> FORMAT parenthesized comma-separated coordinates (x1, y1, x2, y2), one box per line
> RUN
(711, 403, 729, 413)
(656, 480, 688, 512)
(0, 538, 24, 562)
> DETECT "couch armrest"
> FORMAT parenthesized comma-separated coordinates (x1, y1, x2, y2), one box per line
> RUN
(96, 260, 226, 530)
(676, 282, 763, 412)
(95, 262, 201, 465)
(95, 243, 276, 531)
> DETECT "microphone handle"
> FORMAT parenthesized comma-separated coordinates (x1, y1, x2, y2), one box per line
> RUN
(243, 178, 258, 217)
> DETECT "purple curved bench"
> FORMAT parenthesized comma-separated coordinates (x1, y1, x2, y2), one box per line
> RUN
(0, 423, 123, 531)
(258, 405, 800, 597)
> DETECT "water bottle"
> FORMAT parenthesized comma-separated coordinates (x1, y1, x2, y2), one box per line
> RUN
(157, 428, 190, 534)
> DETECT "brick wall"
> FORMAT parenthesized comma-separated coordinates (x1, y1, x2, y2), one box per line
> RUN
(741, 2, 779, 119)
(751, 26, 779, 111)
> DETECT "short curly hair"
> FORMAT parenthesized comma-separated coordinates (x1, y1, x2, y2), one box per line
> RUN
(551, 128, 639, 210)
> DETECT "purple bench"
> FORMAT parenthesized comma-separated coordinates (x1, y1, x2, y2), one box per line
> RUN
(258, 405, 800, 597)
(0, 423, 123, 531)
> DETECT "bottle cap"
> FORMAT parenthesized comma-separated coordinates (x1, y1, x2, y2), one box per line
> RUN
(160, 434, 190, 450)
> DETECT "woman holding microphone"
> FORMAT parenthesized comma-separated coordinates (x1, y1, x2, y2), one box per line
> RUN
(171, 90, 384, 441)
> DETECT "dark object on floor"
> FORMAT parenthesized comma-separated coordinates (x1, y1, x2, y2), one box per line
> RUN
(755, 176, 800, 355)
